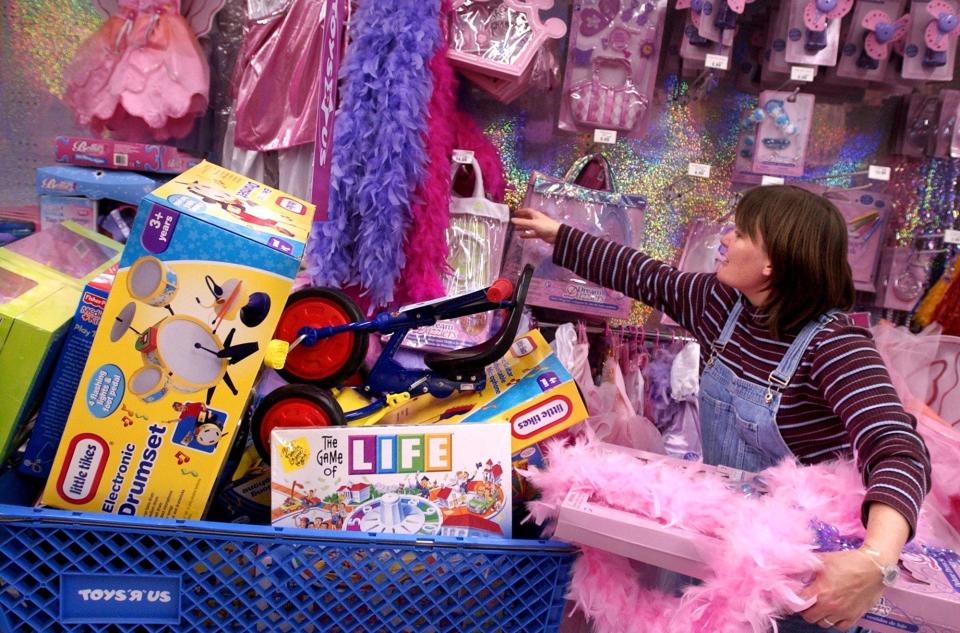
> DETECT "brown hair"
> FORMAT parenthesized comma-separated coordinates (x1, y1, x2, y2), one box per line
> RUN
(734, 185, 855, 339)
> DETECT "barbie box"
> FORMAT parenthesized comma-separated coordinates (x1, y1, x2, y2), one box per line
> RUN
(271, 424, 513, 538)
(41, 161, 315, 519)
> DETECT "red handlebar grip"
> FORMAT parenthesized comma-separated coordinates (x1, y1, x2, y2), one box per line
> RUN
(486, 278, 514, 303)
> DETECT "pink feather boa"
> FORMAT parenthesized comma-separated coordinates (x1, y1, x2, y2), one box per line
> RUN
(524, 438, 943, 633)
(394, 0, 458, 306)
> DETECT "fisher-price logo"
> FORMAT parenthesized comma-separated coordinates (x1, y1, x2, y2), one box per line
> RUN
(72, 140, 106, 154)
(82, 291, 107, 310)
(56, 434, 109, 504)
(511, 396, 573, 439)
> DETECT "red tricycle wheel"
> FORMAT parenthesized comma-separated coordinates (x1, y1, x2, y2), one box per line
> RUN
(251, 384, 345, 463)
(273, 287, 368, 387)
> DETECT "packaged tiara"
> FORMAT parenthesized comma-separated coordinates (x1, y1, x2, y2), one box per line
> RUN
(559, 0, 667, 135)
(784, 0, 855, 67)
(901, 0, 960, 81)
(447, 0, 566, 80)
(836, 0, 911, 81)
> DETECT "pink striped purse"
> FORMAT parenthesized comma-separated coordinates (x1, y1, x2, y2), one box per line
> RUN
(568, 57, 647, 132)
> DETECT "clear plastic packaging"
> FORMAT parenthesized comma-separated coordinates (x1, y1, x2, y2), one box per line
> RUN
(836, 0, 910, 82)
(901, 0, 960, 81)
(750, 89, 815, 177)
(559, 0, 666, 135)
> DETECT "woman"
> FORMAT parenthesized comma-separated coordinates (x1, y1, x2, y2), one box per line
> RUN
(513, 185, 931, 632)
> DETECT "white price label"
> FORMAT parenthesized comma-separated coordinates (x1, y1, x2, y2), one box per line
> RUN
(452, 149, 475, 164)
(705, 54, 730, 70)
(687, 162, 712, 178)
(790, 65, 816, 82)
(761, 175, 785, 185)
(945, 229, 960, 245)
(593, 129, 618, 144)
(868, 165, 891, 181)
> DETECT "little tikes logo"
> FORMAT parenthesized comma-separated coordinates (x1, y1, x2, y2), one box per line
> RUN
(511, 396, 573, 439)
(56, 434, 109, 504)
(349, 433, 453, 474)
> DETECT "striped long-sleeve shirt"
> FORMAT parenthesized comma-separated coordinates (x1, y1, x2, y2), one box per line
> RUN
(554, 224, 931, 537)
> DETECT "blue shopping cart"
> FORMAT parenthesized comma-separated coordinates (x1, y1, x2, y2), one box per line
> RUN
(0, 471, 574, 632)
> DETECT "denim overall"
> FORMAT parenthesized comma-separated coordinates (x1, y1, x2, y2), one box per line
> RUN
(699, 301, 856, 633)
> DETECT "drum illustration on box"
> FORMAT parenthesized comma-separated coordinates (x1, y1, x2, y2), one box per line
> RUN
(110, 256, 274, 404)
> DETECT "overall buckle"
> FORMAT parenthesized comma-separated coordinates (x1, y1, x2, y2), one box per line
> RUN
(764, 372, 789, 403)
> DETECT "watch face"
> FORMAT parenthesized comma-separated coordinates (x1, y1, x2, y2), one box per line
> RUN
(882, 565, 900, 586)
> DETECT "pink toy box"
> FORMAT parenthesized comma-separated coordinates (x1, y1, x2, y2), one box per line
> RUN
(56, 136, 202, 174)
(554, 444, 960, 633)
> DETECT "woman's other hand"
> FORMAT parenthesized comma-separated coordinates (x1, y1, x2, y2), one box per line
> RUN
(797, 548, 887, 630)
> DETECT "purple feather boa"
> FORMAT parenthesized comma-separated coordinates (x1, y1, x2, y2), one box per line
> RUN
(305, 0, 439, 307)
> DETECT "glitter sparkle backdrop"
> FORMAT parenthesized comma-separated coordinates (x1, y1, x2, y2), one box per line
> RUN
(1, 0, 957, 301)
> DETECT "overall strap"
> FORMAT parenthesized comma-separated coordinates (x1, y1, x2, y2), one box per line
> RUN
(766, 310, 842, 398)
(706, 300, 744, 366)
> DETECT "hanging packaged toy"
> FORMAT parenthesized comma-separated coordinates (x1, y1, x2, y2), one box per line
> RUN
(837, 0, 911, 80)
(785, 0, 855, 67)
(902, 0, 960, 80)
(677, 0, 724, 63)
(64, 0, 220, 141)
(500, 154, 645, 320)
(447, 0, 567, 80)
(749, 90, 815, 177)
(697, 0, 756, 47)
(761, 6, 793, 78)
(830, 189, 890, 292)
(559, 0, 667, 135)
(402, 157, 510, 352)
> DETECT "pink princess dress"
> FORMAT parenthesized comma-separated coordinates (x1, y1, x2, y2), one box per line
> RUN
(64, 0, 209, 141)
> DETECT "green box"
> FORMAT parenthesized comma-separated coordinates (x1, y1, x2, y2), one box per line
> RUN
(0, 259, 80, 461)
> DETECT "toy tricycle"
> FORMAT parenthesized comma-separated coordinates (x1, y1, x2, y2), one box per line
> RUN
(250, 265, 534, 461)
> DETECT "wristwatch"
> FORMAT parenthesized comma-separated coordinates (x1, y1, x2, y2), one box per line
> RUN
(859, 547, 901, 587)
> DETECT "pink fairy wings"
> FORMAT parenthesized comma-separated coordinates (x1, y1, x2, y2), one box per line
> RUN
(803, 0, 855, 32)
(91, 0, 226, 36)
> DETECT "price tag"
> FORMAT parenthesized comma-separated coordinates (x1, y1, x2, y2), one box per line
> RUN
(593, 129, 618, 144)
(868, 164, 891, 181)
(790, 65, 816, 82)
(687, 162, 712, 178)
(945, 229, 960, 245)
(761, 175, 785, 185)
(452, 149, 475, 164)
(705, 54, 729, 70)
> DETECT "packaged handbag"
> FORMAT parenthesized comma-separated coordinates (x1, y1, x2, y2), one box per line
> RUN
(501, 154, 646, 320)
(568, 58, 648, 132)
(401, 157, 510, 352)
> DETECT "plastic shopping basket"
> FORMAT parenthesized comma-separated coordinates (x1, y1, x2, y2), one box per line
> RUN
(0, 471, 574, 632)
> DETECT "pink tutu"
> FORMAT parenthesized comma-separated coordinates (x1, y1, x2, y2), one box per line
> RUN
(64, 0, 209, 141)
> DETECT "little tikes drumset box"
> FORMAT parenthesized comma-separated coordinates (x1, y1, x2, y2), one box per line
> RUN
(41, 161, 315, 519)
(271, 424, 513, 538)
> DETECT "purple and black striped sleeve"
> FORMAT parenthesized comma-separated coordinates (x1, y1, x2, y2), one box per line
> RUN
(810, 327, 932, 538)
(552, 224, 729, 342)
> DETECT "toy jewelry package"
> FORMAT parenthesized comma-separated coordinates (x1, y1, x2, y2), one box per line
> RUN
(750, 90, 815, 177)
(41, 161, 315, 519)
(501, 155, 645, 320)
(785, 0, 854, 67)
(901, 0, 960, 81)
(559, 0, 666, 135)
(447, 0, 566, 80)
(836, 0, 910, 81)
(271, 424, 513, 538)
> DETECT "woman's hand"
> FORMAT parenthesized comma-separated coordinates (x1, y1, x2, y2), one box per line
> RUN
(512, 208, 561, 244)
(797, 548, 887, 630)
